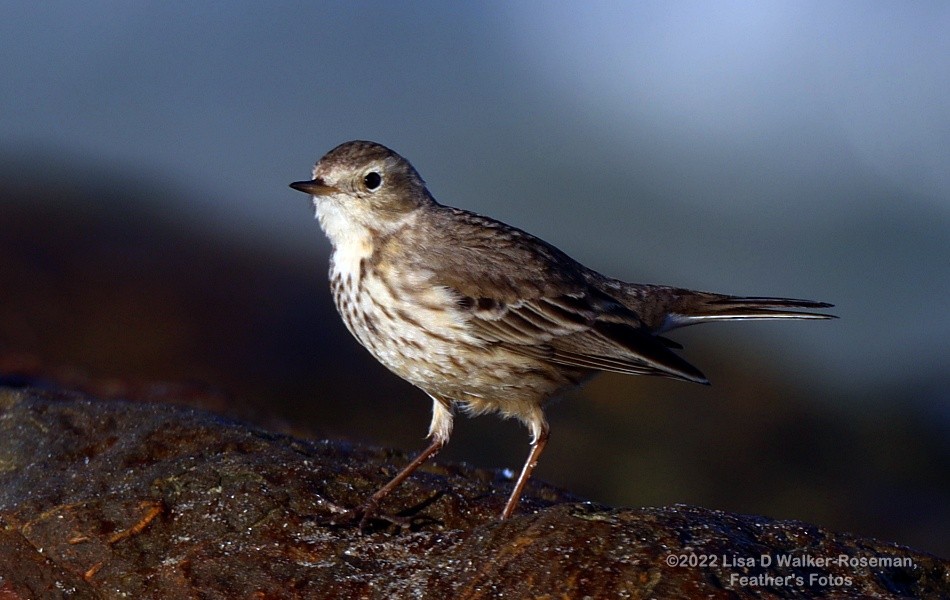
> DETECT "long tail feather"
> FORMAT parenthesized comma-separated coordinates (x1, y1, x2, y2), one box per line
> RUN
(602, 283, 836, 332)
(662, 294, 836, 331)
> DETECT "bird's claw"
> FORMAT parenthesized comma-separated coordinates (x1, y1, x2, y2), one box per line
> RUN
(331, 500, 412, 531)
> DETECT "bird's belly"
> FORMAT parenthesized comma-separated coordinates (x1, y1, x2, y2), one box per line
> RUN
(330, 267, 576, 407)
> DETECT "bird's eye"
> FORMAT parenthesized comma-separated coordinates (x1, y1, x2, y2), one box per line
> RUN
(363, 171, 382, 191)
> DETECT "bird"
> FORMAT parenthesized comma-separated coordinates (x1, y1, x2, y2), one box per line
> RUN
(289, 140, 834, 524)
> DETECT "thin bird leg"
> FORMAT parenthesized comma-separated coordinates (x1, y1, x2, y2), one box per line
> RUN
(357, 436, 444, 526)
(501, 423, 550, 519)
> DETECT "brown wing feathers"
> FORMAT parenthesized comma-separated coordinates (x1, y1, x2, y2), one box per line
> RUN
(463, 292, 710, 384)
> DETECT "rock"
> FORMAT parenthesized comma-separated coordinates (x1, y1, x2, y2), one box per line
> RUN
(0, 387, 946, 599)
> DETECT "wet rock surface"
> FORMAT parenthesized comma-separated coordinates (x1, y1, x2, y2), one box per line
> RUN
(0, 387, 946, 599)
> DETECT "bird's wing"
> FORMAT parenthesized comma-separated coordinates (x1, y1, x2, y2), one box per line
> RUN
(458, 292, 708, 384)
(406, 205, 708, 384)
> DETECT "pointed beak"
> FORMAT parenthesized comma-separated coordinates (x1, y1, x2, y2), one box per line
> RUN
(289, 178, 338, 196)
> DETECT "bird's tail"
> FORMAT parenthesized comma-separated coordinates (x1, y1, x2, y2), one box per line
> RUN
(608, 283, 836, 333)
(660, 294, 836, 332)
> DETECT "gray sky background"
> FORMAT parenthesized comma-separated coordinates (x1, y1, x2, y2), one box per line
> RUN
(2, 2, 948, 413)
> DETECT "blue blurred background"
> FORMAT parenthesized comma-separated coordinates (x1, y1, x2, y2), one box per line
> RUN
(1, 2, 947, 556)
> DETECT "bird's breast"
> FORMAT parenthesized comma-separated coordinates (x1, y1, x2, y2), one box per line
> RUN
(329, 252, 473, 381)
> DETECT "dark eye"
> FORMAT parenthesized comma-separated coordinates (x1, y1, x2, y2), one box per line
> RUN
(363, 171, 382, 190)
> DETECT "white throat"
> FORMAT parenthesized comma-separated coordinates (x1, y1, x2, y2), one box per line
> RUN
(315, 199, 374, 277)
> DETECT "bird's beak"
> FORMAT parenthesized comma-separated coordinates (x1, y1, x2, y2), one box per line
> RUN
(289, 178, 338, 196)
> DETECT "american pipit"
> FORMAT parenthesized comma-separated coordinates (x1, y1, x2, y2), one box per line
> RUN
(290, 140, 834, 523)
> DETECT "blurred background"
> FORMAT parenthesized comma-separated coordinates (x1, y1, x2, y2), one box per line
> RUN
(1, 2, 947, 557)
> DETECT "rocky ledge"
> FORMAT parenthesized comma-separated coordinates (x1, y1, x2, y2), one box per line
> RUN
(0, 387, 946, 599)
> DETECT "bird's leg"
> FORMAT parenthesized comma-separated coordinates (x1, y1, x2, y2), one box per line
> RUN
(345, 397, 453, 529)
(501, 423, 550, 519)
(355, 436, 444, 528)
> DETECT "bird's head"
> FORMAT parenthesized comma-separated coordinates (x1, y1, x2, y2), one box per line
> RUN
(291, 141, 434, 242)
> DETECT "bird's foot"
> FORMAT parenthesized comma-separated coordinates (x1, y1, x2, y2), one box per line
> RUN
(329, 499, 412, 531)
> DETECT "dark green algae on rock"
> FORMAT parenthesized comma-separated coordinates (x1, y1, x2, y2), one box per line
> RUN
(0, 387, 946, 599)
